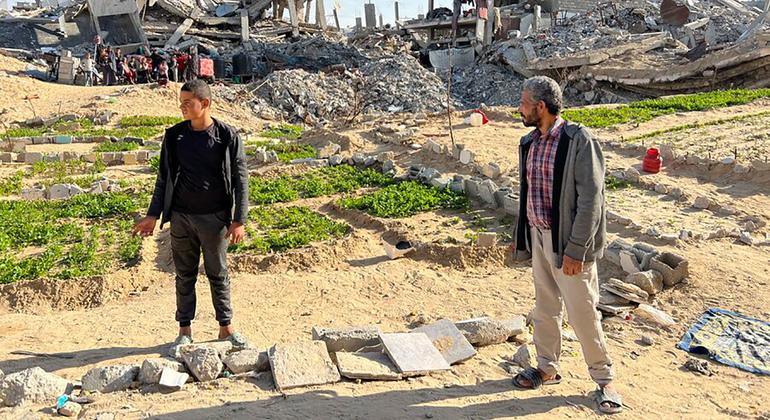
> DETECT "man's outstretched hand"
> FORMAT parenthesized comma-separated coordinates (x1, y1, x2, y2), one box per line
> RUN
(226, 222, 245, 245)
(133, 216, 157, 237)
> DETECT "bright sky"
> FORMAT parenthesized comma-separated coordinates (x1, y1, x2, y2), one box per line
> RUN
(322, 0, 455, 28)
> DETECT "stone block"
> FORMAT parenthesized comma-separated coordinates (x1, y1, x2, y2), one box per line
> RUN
(380, 333, 450, 376)
(23, 152, 43, 164)
(334, 352, 402, 381)
(494, 188, 513, 208)
(0, 152, 15, 163)
(452, 143, 464, 160)
(82, 153, 97, 163)
(693, 195, 711, 210)
(477, 232, 497, 248)
(478, 180, 498, 207)
(512, 344, 534, 369)
(123, 136, 144, 145)
(376, 151, 395, 162)
(619, 250, 642, 274)
(136, 151, 149, 163)
(81, 365, 139, 393)
(318, 142, 341, 158)
(58, 401, 82, 417)
(454, 316, 526, 347)
(54, 135, 73, 145)
(138, 358, 186, 385)
(21, 187, 45, 200)
(311, 325, 382, 353)
(43, 153, 60, 162)
(649, 252, 689, 287)
(0, 367, 72, 407)
(429, 177, 448, 190)
(100, 152, 116, 165)
(463, 177, 481, 198)
(268, 341, 341, 391)
(32, 136, 50, 145)
(624, 270, 664, 295)
(222, 349, 270, 374)
(329, 155, 344, 166)
(10, 140, 28, 153)
(382, 159, 395, 174)
(411, 319, 477, 365)
(182, 347, 223, 382)
(601, 278, 649, 304)
(502, 194, 519, 216)
(459, 149, 475, 165)
(481, 162, 501, 178)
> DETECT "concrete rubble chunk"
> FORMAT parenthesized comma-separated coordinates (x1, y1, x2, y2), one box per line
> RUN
(649, 252, 689, 287)
(0, 367, 71, 407)
(512, 344, 534, 369)
(619, 250, 642, 274)
(635, 304, 676, 327)
(459, 149, 475, 165)
(182, 347, 223, 382)
(693, 195, 711, 210)
(334, 352, 402, 381)
(411, 319, 477, 365)
(624, 270, 664, 295)
(477, 179, 498, 207)
(454, 316, 526, 347)
(481, 162, 501, 178)
(601, 278, 649, 304)
(171, 341, 234, 361)
(311, 325, 382, 353)
(81, 365, 139, 393)
(599, 289, 632, 306)
(222, 349, 270, 374)
(739, 231, 754, 246)
(317, 142, 341, 158)
(477, 232, 497, 248)
(380, 333, 450, 376)
(138, 358, 186, 385)
(21, 187, 45, 201)
(58, 401, 82, 417)
(268, 341, 341, 391)
(24, 152, 43, 164)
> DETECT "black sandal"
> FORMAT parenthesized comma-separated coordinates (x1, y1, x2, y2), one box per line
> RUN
(512, 367, 562, 390)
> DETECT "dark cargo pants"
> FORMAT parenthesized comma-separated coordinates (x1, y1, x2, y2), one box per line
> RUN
(170, 210, 232, 327)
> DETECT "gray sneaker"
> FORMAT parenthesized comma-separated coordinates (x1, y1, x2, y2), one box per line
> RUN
(168, 334, 193, 358)
(223, 332, 249, 349)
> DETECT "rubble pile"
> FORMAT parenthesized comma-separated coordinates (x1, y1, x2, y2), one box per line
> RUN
(359, 55, 452, 114)
(448, 63, 524, 108)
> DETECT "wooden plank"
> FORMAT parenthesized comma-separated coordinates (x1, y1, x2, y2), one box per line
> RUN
(240, 9, 249, 42)
(287, 0, 300, 37)
(165, 18, 194, 47)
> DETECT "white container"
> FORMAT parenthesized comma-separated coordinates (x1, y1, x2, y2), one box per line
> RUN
(470, 112, 484, 127)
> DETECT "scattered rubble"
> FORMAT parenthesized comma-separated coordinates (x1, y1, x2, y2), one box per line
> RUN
(0, 367, 72, 407)
(81, 365, 139, 394)
(182, 347, 223, 382)
(268, 340, 341, 391)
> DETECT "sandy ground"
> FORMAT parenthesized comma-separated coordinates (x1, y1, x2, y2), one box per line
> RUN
(1, 55, 769, 419)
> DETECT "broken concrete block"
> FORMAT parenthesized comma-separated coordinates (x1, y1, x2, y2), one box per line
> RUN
(635, 304, 676, 327)
(334, 352, 402, 381)
(418, 167, 441, 184)
(429, 177, 449, 190)
(477, 232, 497, 248)
(158, 367, 189, 390)
(182, 347, 223, 382)
(23, 152, 43, 164)
(138, 358, 186, 385)
(693, 195, 711, 210)
(512, 344, 534, 369)
(81, 365, 139, 393)
(58, 401, 82, 417)
(478, 179, 498, 207)
(649, 252, 689, 287)
(311, 325, 382, 353)
(452, 143, 464, 160)
(481, 162, 501, 178)
(122, 153, 138, 165)
(318, 142, 341, 158)
(502, 194, 519, 216)
(624, 270, 664, 295)
(222, 349, 270, 374)
(380, 333, 450, 376)
(0, 152, 15, 162)
(329, 155, 344, 166)
(619, 250, 642, 274)
(599, 289, 632, 307)
(463, 177, 481, 198)
(0, 367, 71, 407)
(454, 316, 526, 347)
(268, 341, 341, 391)
(601, 278, 649, 304)
(21, 187, 45, 200)
(459, 149, 475, 165)
(411, 319, 477, 365)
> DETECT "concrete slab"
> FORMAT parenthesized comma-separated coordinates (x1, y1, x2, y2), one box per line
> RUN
(268, 341, 340, 391)
(311, 325, 382, 353)
(380, 333, 450, 376)
(411, 319, 477, 365)
(335, 352, 402, 381)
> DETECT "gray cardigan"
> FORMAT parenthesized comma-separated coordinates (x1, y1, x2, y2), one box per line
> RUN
(513, 121, 607, 269)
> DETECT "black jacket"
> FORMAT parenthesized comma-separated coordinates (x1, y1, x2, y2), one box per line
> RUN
(147, 118, 249, 227)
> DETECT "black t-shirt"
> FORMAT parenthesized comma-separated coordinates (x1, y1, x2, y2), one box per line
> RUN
(172, 122, 230, 215)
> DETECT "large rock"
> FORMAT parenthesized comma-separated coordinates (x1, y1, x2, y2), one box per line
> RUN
(649, 252, 689, 287)
(311, 325, 382, 353)
(222, 349, 270, 374)
(81, 365, 139, 393)
(624, 270, 664, 295)
(182, 347, 223, 382)
(0, 367, 72, 407)
(454, 316, 526, 347)
(138, 358, 186, 385)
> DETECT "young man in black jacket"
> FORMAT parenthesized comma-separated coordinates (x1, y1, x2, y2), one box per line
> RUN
(133, 80, 250, 350)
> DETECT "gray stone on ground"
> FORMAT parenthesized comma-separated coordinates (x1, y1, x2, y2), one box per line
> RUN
(624, 270, 664, 295)
(138, 358, 186, 385)
(512, 344, 534, 369)
(411, 319, 477, 365)
(380, 333, 450, 376)
(649, 252, 689, 287)
(640, 335, 655, 346)
(311, 325, 382, 353)
(599, 289, 631, 306)
(619, 250, 642, 274)
(0, 367, 72, 407)
(223, 349, 270, 374)
(335, 352, 402, 381)
(182, 347, 223, 382)
(601, 278, 649, 304)
(81, 365, 139, 393)
(58, 401, 82, 417)
(476, 232, 497, 248)
(693, 195, 711, 209)
(268, 341, 341, 391)
(454, 316, 526, 347)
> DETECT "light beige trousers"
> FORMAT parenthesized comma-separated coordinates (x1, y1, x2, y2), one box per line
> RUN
(530, 227, 614, 386)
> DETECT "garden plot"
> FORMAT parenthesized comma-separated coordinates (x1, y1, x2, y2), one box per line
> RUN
(0, 193, 144, 284)
(606, 184, 740, 235)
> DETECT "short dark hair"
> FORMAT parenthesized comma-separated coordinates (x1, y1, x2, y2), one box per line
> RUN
(181, 79, 211, 101)
(523, 76, 563, 116)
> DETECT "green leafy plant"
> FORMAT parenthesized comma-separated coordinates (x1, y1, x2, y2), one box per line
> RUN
(260, 124, 303, 140)
(119, 115, 183, 127)
(340, 181, 468, 218)
(148, 155, 160, 172)
(246, 141, 317, 163)
(605, 175, 631, 190)
(94, 142, 140, 153)
(0, 171, 23, 196)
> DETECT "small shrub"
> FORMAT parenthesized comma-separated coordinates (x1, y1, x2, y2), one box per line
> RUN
(340, 181, 468, 218)
(0, 171, 23, 196)
(260, 124, 303, 140)
(95, 142, 140, 152)
(119, 115, 183, 127)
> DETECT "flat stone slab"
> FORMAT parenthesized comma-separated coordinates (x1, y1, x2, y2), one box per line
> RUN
(602, 278, 650, 304)
(311, 325, 382, 353)
(454, 316, 526, 347)
(268, 341, 341, 391)
(411, 319, 477, 365)
(335, 352, 402, 381)
(380, 333, 451, 376)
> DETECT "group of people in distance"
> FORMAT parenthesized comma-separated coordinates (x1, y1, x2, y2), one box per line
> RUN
(78, 35, 201, 87)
